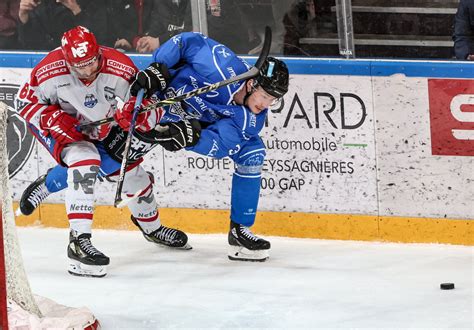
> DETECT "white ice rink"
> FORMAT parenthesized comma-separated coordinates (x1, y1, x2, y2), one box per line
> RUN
(16, 227, 473, 329)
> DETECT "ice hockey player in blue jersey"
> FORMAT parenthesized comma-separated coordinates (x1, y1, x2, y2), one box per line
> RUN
(19, 32, 289, 262)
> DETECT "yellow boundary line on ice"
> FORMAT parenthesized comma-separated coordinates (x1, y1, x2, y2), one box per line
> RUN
(13, 203, 473, 246)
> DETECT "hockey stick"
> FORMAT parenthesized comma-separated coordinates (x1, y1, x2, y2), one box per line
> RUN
(114, 187, 144, 208)
(78, 26, 272, 130)
(113, 89, 145, 207)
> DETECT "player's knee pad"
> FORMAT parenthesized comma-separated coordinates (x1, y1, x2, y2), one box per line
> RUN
(235, 149, 266, 176)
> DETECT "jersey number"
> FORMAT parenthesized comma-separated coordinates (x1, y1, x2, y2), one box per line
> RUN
(18, 83, 38, 103)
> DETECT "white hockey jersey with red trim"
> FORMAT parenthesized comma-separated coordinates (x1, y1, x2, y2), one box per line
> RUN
(16, 46, 138, 140)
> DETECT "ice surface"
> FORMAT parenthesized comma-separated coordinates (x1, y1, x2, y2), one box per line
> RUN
(16, 227, 473, 329)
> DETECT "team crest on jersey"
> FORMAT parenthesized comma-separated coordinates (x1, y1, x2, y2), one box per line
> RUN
(84, 94, 98, 108)
(104, 86, 115, 102)
(0, 84, 35, 179)
(217, 47, 230, 58)
(172, 35, 182, 45)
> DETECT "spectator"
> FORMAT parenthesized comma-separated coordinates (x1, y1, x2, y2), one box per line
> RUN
(111, 0, 150, 52)
(206, 0, 253, 54)
(0, 0, 20, 49)
(135, 0, 192, 53)
(110, 0, 188, 53)
(283, 0, 317, 55)
(270, 0, 298, 54)
(18, 0, 107, 50)
(110, 0, 187, 53)
(453, 0, 474, 60)
(237, 0, 299, 55)
(126, 0, 254, 54)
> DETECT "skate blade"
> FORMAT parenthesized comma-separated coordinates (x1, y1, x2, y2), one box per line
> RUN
(68, 259, 107, 278)
(227, 245, 269, 262)
(156, 242, 193, 250)
(180, 243, 193, 250)
(144, 236, 193, 250)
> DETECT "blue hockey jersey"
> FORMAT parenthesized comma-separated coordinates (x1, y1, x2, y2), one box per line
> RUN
(153, 32, 267, 140)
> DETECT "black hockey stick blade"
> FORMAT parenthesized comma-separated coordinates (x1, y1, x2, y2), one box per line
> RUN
(78, 26, 272, 130)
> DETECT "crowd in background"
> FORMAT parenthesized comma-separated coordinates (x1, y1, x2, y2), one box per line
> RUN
(0, 0, 331, 55)
(0, 0, 473, 59)
(0, 0, 313, 55)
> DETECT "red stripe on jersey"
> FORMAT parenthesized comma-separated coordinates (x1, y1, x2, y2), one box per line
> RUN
(69, 159, 101, 168)
(19, 103, 34, 119)
(19, 103, 43, 122)
(68, 213, 93, 220)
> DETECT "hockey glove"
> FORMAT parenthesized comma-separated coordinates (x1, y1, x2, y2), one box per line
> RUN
(39, 105, 84, 145)
(130, 62, 170, 98)
(114, 96, 162, 132)
(155, 119, 201, 151)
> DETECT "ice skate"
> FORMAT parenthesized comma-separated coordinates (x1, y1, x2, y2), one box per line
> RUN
(67, 231, 109, 278)
(228, 220, 270, 262)
(18, 173, 50, 216)
(131, 216, 192, 250)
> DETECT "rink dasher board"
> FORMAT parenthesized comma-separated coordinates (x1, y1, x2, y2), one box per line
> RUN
(1, 56, 473, 245)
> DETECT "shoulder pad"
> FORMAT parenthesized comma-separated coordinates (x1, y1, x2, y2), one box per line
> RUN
(33, 49, 69, 84)
(101, 47, 138, 82)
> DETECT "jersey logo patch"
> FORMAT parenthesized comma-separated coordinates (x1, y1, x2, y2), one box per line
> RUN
(84, 94, 98, 108)
(217, 47, 230, 58)
(35, 60, 68, 83)
(36, 60, 67, 77)
(106, 60, 135, 75)
(104, 86, 116, 102)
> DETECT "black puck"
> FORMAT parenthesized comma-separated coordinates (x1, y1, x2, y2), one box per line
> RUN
(440, 283, 455, 290)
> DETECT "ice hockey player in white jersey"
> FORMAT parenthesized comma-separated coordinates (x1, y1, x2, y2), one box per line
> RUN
(15, 26, 190, 278)
(19, 31, 289, 262)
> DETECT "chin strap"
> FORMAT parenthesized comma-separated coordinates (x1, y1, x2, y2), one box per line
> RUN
(243, 92, 251, 106)
(242, 80, 258, 106)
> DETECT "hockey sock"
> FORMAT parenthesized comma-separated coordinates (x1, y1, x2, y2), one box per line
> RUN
(122, 166, 160, 234)
(66, 164, 99, 234)
(230, 172, 261, 227)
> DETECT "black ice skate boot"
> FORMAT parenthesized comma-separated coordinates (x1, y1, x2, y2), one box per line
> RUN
(228, 220, 270, 262)
(67, 231, 110, 278)
(18, 174, 50, 216)
(131, 216, 192, 250)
